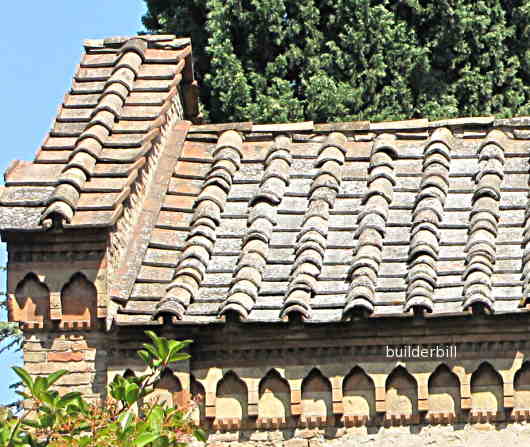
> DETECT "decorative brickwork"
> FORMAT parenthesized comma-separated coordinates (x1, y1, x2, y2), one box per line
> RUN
(6, 34, 530, 447)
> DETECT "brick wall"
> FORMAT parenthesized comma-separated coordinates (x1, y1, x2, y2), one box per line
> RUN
(22, 331, 108, 404)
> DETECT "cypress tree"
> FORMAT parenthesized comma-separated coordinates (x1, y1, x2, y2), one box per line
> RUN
(142, 0, 530, 123)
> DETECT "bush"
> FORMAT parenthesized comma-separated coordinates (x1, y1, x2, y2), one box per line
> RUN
(0, 331, 206, 447)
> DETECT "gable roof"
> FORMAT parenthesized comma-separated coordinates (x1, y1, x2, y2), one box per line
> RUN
(2, 36, 530, 328)
(0, 35, 197, 231)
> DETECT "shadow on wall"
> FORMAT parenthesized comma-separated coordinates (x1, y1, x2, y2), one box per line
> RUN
(515, 362, 530, 413)
(343, 366, 375, 424)
(214, 371, 248, 429)
(198, 359, 530, 431)
(258, 369, 291, 423)
(427, 364, 461, 422)
(301, 369, 333, 426)
(60, 272, 97, 329)
(470, 362, 503, 421)
(12, 271, 98, 329)
(385, 366, 418, 424)
(14, 273, 50, 328)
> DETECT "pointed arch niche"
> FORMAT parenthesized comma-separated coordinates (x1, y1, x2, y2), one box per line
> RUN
(13, 273, 50, 327)
(258, 369, 291, 423)
(470, 362, 503, 418)
(149, 368, 185, 408)
(385, 366, 418, 422)
(215, 371, 248, 423)
(123, 369, 136, 379)
(342, 366, 375, 422)
(428, 364, 461, 421)
(515, 362, 530, 412)
(301, 369, 332, 423)
(191, 376, 206, 425)
(60, 272, 97, 328)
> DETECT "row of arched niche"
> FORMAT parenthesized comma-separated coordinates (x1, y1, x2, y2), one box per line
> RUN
(142, 362, 530, 429)
(13, 272, 98, 328)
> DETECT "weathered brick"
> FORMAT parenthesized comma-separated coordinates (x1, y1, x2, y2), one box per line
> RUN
(84, 349, 97, 361)
(48, 351, 85, 362)
(55, 372, 95, 386)
(24, 363, 45, 374)
(285, 440, 309, 447)
(50, 340, 73, 351)
(23, 351, 46, 363)
(25, 362, 93, 375)
(71, 340, 89, 350)
(22, 341, 44, 351)
(44, 361, 95, 373)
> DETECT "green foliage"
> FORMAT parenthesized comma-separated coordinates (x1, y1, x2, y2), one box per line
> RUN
(0, 321, 21, 355)
(0, 287, 22, 354)
(0, 332, 204, 447)
(143, 0, 530, 123)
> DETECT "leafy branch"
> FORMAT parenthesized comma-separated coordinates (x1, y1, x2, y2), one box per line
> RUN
(0, 331, 206, 447)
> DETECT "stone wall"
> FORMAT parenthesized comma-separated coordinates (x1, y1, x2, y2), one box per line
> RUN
(203, 424, 530, 447)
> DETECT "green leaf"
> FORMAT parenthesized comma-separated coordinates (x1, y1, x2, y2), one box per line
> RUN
(46, 369, 69, 387)
(33, 377, 47, 400)
(193, 428, 208, 442)
(38, 412, 55, 429)
(12, 366, 33, 392)
(21, 418, 40, 429)
(134, 432, 161, 447)
(141, 343, 160, 360)
(145, 331, 164, 355)
(78, 435, 92, 447)
(110, 375, 127, 401)
(152, 436, 169, 447)
(39, 390, 55, 407)
(159, 337, 169, 362)
(125, 382, 140, 406)
(146, 406, 164, 431)
(59, 391, 82, 408)
(168, 353, 190, 363)
(119, 408, 135, 432)
(137, 349, 151, 365)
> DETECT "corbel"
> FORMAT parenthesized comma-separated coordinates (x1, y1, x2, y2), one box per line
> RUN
(204, 372, 221, 420)
(375, 386, 386, 413)
(460, 373, 472, 411)
(330, 376, 344, 415)
(245, 378, 259, 418)
(416, 373, 429, 412)
(205, 391, 216, 419)
(289, 378, 303, 416)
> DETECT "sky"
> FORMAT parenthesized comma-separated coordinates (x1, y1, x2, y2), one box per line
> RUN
(0, 1, 148, 406)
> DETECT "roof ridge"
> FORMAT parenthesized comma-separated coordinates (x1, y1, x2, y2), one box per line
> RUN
(187, 116, 530, 136)
(39, 38, 150, 228)
(83, 35, 190, 51)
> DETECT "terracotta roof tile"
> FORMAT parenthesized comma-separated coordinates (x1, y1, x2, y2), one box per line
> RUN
(110, 119, 530, 326)
(0, 34, 196, 231)
(3, 35, 530, 327)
